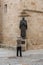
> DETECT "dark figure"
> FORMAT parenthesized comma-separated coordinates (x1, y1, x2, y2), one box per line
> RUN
(17, 38, 22, 57)
(19, 17, 27, 39)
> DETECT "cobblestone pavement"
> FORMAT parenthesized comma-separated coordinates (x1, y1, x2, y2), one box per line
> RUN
(0, 48, 43, 65)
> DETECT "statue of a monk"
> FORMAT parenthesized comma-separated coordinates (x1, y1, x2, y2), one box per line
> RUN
(19, 17, 27, 39)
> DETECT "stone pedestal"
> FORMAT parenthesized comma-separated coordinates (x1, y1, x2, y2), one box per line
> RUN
(22, 39, 28, 51)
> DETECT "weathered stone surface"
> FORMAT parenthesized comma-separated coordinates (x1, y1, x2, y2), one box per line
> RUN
(0, 0, 3, 43)
(0, 0, 43, 49)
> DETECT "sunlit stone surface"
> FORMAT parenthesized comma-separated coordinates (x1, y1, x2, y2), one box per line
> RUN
(0, 0, 43, 49)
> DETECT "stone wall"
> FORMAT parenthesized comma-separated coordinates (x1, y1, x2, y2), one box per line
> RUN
(0, 0, 3, 43)
(1, 0, 43, 49)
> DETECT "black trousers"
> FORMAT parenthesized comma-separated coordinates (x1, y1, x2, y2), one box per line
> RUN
(17, 47, 22, 57)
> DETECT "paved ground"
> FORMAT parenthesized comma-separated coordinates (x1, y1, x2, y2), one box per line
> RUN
(0, 48, 43, 65)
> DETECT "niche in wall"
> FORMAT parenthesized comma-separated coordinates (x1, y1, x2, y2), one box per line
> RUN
(4, 4, 7, 13)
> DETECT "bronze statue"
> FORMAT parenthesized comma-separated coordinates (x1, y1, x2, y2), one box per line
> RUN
(19, 17, 27, 39)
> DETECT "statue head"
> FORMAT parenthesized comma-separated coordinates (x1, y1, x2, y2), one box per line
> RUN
(22, 17, 25, 20)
